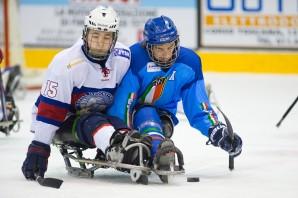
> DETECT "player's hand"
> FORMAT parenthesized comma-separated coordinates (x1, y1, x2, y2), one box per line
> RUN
(208, 123, 242, 157)
(21, 141, 51, 180)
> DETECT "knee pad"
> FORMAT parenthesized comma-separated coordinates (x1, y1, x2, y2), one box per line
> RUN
(160, 113, 174, 138)
(133, 106, 174, 138)
(133, 106, 163, 136)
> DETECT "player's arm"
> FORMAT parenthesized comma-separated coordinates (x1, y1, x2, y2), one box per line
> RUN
(178, 50, 218, 136)
(182, 78, 242, 157)
(22, 56, 80, 180)
(32, 61, 73, 145)
(181, 78, 219, 137)
(182, 75, 242, 158)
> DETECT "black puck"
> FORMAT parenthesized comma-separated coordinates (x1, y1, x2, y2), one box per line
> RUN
(187, 177, 200, 182)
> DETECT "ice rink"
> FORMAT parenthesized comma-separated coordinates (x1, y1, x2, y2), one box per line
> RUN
(0, 73, 297, 198)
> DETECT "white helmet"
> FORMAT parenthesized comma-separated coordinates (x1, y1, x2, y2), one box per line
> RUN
(82, 6, 120, 61)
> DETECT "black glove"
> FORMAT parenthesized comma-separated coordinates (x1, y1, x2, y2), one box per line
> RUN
(22, 141, 51, 180)
(208, 123, 242, 157)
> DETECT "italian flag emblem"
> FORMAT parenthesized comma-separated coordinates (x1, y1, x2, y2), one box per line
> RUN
(140, 77, 168, 104)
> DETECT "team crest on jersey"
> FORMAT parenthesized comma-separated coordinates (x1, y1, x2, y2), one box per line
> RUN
(152, 76, 167, 86)
(147, 62, 161, 72)
(75, 91, 113, 113)
(101, 67, 110, 80)
(140, 76, 167, 104)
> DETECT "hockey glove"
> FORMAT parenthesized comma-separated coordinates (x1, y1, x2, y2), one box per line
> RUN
(208, 123, 242, 157)
(22, 141, 51, 180)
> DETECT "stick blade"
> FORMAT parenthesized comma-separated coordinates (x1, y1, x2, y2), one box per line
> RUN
(37, 177, 63, 189)
(229, 156, 234, 171)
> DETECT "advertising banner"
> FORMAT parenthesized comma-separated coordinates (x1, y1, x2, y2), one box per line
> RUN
(20, 0, 197, 48)
(201, 0, 298, 49)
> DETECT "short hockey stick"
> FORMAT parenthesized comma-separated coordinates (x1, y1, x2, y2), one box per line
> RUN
(207, 84, 235, 170)
(276, 96, 298, 128)
(215, 105, 235, 171)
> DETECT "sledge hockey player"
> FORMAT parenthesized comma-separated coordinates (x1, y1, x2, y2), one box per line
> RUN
(0, 48, 21, 135)
(108, 16, 243, 169)
(21, 6, 150, 181)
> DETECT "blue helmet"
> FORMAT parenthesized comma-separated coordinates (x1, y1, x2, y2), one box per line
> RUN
(143, 16, 180, 69)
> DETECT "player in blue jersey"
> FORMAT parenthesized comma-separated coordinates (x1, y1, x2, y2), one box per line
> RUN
(108, 16, 242, 170)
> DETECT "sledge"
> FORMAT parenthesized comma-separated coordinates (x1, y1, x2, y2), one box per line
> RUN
(52, 134, 185, 185)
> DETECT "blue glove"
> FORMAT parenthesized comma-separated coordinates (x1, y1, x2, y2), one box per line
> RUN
(208, 123, 242, 157)
(22, 141, 51, 180)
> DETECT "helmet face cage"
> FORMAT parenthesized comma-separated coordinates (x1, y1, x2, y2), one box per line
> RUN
(82, 6, 119, 61)
(83, 28, 118, 61)
(143, 16, 180, 69)
(146, 38, 180, 69)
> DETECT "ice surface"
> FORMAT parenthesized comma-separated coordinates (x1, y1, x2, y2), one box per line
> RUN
(0, 73, 297, 198)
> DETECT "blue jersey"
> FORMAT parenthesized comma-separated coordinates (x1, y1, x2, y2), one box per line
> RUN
(108, 42, 219, 137)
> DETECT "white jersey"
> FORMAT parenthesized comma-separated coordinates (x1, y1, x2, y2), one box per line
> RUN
(31, 39, 131, 144)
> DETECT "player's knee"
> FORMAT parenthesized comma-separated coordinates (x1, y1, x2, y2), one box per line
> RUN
(76, 113, 112, 146)
(106, 115, 128, 130)
(133, 106, 164, 137)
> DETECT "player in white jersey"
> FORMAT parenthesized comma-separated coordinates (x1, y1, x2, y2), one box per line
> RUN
(21, 6, 149, 180)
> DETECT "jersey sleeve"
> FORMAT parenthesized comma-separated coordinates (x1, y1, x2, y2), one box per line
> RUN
(178, 49, 219, 137)
(181, 78, 219, 137)
(107, 69, 140, 127)
(32, 56, 74, 144)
